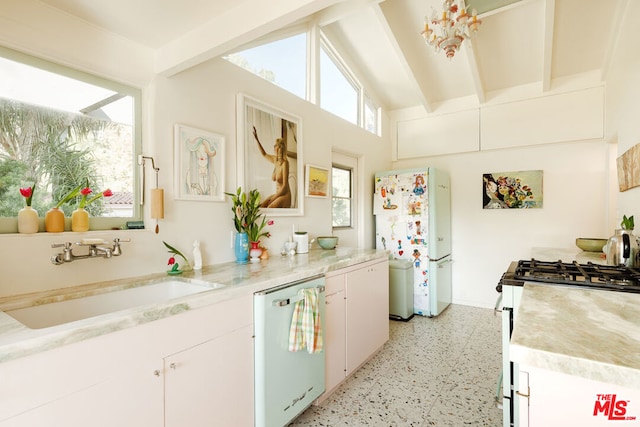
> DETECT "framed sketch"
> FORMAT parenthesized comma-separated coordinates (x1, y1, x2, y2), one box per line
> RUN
(482, 170, 543, 209)
(174, 124, 225, 201)
(305, 164, 329, 198)
(236, 93, 303, 216)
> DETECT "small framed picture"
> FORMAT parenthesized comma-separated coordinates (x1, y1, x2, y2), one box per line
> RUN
(305, 164, 329, 198)
(174, 124, 225, 202)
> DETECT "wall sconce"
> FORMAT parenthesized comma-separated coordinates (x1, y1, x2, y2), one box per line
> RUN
(138, 155, 164, 233)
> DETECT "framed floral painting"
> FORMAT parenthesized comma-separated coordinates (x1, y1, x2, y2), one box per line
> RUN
(174, 124, 225, 202)
(482, 170, 543, 209)
(236, 94, 303, 216)
(305, 164, 329, 198)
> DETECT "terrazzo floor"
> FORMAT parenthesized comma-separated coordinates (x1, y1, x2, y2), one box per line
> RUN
(290, 304, 503, 426)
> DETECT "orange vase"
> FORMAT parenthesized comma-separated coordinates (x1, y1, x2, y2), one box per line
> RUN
(45, 207, 65, 232)
(71, 208, 89, 232)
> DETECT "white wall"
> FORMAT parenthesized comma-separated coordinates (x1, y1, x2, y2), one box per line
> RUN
(605, 1, 640, 224)
(0, 6, 391, 298)
(393, 140, 611, 308)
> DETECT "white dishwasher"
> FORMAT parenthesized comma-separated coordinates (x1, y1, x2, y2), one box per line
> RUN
(254, 275, 326, 427)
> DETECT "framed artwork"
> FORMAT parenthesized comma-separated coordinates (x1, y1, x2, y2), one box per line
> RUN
(174, 124, 225, 202)
(616, 143, 640, 192)
(236, 93, 303, 216)
(482, 170, 543, 209)
(305, 164, 329, 198)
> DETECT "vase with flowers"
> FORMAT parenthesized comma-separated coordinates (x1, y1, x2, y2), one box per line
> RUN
(71, 186, 113, 232)
(45, 185, 81, 232)
(18, 184, 39, 234)
(225, 187, 273, 263)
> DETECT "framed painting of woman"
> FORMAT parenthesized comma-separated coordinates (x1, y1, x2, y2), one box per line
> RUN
(236, 94, 303, 216)
(174, 124, 225, 202)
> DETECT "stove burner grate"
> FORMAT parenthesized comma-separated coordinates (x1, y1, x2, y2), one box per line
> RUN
(498, 259, 640, 293)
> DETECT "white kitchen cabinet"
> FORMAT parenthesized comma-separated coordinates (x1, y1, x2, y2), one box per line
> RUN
(321, 271, 347, 400)
(0, 359, 163, 427)
(0, 295, 254, 427)
(345, 258, 389, 375)
(164, 323, 254, 427)
(516, 365, 640, 426)
(315, 258, 389, 404)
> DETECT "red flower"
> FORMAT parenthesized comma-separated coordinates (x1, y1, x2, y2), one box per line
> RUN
(19, 184, 35, 207)
(79, 187, 112, 208)
(167, 256, 176, 265)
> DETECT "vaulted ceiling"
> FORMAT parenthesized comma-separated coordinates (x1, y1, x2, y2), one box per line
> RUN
(37, 0, 629, 114)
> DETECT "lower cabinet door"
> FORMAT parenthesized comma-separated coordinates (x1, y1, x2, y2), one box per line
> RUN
(0, 361, 163, 427)
(345, 259, 389, 375)
(324, 275, 346, 395)
(164, 324, 254, 427)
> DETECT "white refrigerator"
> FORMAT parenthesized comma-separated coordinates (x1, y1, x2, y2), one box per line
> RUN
(374, 167, 452, 317)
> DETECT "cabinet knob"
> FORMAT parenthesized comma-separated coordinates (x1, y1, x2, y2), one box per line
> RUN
(170, 362, 177, 370)
(153, 370, 161, 377)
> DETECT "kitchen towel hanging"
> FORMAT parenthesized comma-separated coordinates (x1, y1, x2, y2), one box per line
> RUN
(288, 287, 323, 354)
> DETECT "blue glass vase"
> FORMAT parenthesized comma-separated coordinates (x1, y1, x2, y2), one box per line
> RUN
(234, 232, 249, 263)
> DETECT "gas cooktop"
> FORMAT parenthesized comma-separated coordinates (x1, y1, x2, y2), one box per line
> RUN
(497, 259, 640, 293)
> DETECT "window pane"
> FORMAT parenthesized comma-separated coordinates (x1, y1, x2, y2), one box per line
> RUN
(332, 167, 351, 198)
(0, 50, 138, 223)
(364, 94, 378, 135)
(224, 33, 306, 99)
(332, 198, 351, 227)
(320, 48, 358, 125)
(332, 165, 352, 228)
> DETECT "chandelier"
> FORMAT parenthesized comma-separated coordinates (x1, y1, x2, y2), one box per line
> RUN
(421, 0, 482, 59)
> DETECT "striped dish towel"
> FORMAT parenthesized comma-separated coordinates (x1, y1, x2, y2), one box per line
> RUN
(288, 287, 323, 354)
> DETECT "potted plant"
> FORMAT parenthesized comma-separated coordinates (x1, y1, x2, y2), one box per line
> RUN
(225, 187, 272, 262)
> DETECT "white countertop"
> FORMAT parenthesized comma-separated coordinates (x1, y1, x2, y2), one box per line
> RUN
(531, 246, 607, 265)
(510, 283, 640, 389)
(0, 248, 387, 364)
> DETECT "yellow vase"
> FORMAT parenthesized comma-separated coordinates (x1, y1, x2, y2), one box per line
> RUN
(18, 206, 39, 234)
(45, 207, 65, 232)
(71, 208, 89, 232)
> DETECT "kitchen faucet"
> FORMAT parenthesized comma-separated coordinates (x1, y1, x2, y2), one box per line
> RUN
(50, 238, 130, 265)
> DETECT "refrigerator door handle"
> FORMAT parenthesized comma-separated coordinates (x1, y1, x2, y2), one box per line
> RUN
(427, 255, 452, 263)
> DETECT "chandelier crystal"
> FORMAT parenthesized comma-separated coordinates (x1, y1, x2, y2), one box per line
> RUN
(421, 0, 482, 59)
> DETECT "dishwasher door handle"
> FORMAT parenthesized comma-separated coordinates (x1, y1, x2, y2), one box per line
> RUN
(272, 285, 325, 307)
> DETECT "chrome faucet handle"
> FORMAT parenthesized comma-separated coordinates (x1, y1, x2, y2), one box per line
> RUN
(51, 242, 72, 249)
(112, 237, 130, 256)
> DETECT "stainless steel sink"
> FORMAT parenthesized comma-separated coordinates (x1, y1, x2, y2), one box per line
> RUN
(4, 279, 223, 329)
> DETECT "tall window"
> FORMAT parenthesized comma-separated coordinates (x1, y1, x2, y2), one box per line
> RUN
(332, 165, 352, 228)
(223, 25, 381, 136)
(363, 93, 379, 134)
(224, 32, 307, 99)
(0, 47, 141, 232)
(320, 42, 358, 125)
